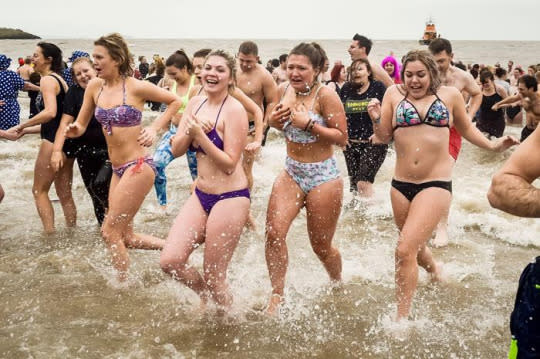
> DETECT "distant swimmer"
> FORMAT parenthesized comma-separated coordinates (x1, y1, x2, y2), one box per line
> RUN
(428, 38, 483, 247)
(348, 34, 394, 88)
(369, 49, 518, 321)
(492, 75, 539, 142)
(272, 54, 288, 85)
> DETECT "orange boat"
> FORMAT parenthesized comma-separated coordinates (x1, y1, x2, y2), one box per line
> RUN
(419, 18, 438, 45)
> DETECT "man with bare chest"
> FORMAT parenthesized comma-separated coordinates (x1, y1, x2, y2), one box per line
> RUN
(428, 38, 482, 247)
(235, 41, 278, 228)
(493, 75, 539, 142)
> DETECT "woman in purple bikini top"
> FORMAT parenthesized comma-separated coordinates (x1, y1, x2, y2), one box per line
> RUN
(94, 79, 142, 135)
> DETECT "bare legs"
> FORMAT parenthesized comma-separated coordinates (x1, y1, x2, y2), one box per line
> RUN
(264, 171, 343, 315)
(32, 140, 76, 233)
(242, 146, 257, 230)
(160, 192, 250, 312)
(101, 164, 165, 281)
(391, 187, 450, 321)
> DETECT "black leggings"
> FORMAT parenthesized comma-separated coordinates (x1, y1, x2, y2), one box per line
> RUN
(66, 145, 111, 225)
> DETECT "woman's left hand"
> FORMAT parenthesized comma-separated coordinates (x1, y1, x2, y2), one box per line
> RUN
(492, 135, 520, 152)
(290, 102, 310, 129)
(138, 127, 156, 147)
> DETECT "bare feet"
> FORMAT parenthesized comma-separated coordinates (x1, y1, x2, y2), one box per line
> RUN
(432, 223, 449, 248)
(245, 212, 257, 231)
(264, 293, 283, 316)
(429, 262, 444, 283)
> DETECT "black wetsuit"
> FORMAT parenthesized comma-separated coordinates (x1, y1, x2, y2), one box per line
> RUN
(477, 92, 505, 138)
(340, 80, 388, 191)
(63, 84, 111, 225)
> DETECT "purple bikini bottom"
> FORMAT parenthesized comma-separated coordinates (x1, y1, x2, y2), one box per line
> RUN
(195, 187, 250, 214)
(112, 156, 157, 178)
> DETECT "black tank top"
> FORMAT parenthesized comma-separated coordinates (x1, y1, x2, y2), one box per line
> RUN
(478, 91, 505, 137)
(38, 74, 66, 142)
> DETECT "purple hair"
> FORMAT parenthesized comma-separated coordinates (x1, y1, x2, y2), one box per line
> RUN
(382, 55, 401, 82)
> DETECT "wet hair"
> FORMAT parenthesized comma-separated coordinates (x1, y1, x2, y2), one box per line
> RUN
(193, 48, 212, 59)
(289, 42, 327, 77)
(206, 49, 236, 92)
(470, 69, 479, 79)
(94, 33, 134, 77)
(352, 34, 372, 55)
(428, 38, 453, 55)
(349, 58, 374, 82)
(238, 41, 258, 56)
(514, 67, 524, 75)
(37, 42, 64, 74)
(400, 50, 441, 94)
(330, 63, 345, 83)
(495, 67, 507, 78)
(279, 54, 288, 63)
(165, 49, 193, 74)
(70, 57, 94, 84)
(271, 58, 280, 68)
(518, 74, 538, 92)
(24, 57, 31, 65)
(479, 69, 494, 83)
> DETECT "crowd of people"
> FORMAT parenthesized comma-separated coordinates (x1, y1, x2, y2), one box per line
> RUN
(0, 33, 539, 327)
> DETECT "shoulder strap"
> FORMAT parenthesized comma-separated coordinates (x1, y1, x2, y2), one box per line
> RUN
(49, 74, 66, 96)
(122, 78, 127, 105)
(194, 98, 208, 115)
(310, 84, 324, 111)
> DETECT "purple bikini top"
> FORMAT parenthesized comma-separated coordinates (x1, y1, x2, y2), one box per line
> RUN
(94, 79, 142, 135)
(189, 95, 228, 154)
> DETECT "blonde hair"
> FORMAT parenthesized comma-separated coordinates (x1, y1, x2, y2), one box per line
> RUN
(70, 57, 94, 85)
(401, 50, 441, 94)
(206, 50, 236, 92)
(94, 33, 134, 77)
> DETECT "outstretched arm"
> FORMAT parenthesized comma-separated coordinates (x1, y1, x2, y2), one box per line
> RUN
(487, 127, 540, 217)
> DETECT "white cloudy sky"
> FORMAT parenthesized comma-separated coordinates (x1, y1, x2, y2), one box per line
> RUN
(3, 0, 539, 40)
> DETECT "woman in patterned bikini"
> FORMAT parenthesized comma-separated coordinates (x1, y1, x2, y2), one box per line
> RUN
(368, 50, 518, 321)
(65, 33, 182, 281)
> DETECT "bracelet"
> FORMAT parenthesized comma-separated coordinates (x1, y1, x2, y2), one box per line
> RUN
(304, 119, 312, 131)
(307, 120, 315, 132)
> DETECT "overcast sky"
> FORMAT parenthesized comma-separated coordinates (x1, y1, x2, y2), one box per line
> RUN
(3, 0, 539, 41)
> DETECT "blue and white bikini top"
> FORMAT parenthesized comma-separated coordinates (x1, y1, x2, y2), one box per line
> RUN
(281, 84, 327, 144)
(395, 93, 450, 129)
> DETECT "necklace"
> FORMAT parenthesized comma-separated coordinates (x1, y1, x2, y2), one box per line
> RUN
(295, 82, 316, 96)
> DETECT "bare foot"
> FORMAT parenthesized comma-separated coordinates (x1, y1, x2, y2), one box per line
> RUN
(430, 262, 445, 283)
(432, 224, 449, 248)
(264, 294, 283, 316)
(245, 212, 257, 231)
